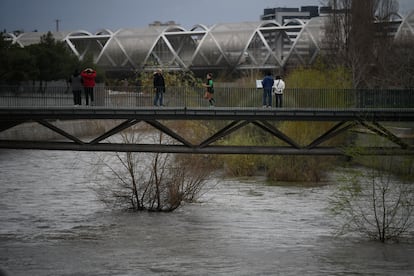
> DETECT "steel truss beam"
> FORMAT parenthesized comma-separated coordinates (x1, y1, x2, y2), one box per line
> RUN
(0, 141, 411, 155)
(0, 108, 413, 155)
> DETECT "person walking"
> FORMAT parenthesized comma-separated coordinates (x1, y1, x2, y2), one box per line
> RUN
(153, 69, 165, 106)
(202, 73, 215, 107)
(273, 75, 286, 107)
(81, 68, 97, 106)
(69, 69, 82, 106)
(261, 71, 274, 108)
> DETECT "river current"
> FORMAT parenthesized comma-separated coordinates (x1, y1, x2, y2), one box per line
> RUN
(1, 149, 414, 275)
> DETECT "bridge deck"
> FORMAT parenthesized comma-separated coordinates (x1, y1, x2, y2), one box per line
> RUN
(1, 107, 414, 121)
(0, 107, 413, 155)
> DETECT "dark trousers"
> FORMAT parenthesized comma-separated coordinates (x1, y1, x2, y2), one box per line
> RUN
(275, 94, 283, 107)
(73, 90, 82, 105)
(262, 88, 272, 106)
(153, 87, 165, 106)
(84, 87, 94, 105)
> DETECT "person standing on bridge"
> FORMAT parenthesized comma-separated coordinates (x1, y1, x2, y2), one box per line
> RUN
(202, 73, 215, 107)
(81, 68, 97, 106)
(153, 69, 166, 107)
(261, 71, 274, 108)
(69, 69, 82, 106)
(273, 75, 286, 108)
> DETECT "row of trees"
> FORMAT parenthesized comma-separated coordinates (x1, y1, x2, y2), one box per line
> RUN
(0, 32, 94, 86)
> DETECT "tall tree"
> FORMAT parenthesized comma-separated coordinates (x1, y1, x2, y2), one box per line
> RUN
(27, 32, 79, 85)
(0, 33, 37, 85)
(322, 0, 400, 88)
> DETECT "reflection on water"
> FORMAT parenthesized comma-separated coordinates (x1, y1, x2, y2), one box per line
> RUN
(0, 149, 413, 276)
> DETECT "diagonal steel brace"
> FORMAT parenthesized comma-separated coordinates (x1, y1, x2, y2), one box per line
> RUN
(306, 121, 358, 149)
(145, 120, 194, 148)
(199, 120, 250, 148)
(89, 119, 140, 144)
(358, 120, 409, 149)
(36, 119, 85, 145)
(253, 121, 301, 149)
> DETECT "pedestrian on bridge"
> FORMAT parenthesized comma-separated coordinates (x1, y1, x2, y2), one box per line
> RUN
(81, 68, 97, 106)
(202, 73, 215, 107)
(69, 70, 82, 106)
(273, 75, 285, 107)
(153, 69, 165, 106)
(261, 71, 274, 108)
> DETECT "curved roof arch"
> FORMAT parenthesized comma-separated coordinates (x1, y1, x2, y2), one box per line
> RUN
(259, 20, 281, 28)
(190, 24, 209, 32)
(95, 29, 113, 36)
(67, 30, 93, 37)
(163, 25, 186, 33)
(284, 18, 307, 27)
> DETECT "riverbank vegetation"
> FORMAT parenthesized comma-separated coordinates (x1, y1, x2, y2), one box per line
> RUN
(216, 62, 353, 182)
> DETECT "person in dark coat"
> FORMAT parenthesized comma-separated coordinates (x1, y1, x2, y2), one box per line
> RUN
(261, 71, 274, 108)
(69, 69, 82, 105)
(153, 69, 165, 106)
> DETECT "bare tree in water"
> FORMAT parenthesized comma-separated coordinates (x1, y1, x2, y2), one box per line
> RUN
(93, 128, 212, 212)
(330, 156, 414, 242)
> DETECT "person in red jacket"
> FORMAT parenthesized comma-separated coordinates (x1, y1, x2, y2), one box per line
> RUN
(81, 68, 97, 106)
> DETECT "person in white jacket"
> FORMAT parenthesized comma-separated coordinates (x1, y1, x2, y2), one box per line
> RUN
(273, 75, 286, 107)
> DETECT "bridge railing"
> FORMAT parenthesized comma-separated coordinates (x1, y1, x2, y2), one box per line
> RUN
(0, 85, 413, 109)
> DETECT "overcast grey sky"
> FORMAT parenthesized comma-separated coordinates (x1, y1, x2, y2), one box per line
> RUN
(1, 0, 413, 33)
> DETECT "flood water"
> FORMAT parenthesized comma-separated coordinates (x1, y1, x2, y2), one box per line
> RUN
(1, 149, 414, 275)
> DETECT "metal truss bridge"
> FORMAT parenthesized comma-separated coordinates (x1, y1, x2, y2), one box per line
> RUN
(0, 107, 413, 156)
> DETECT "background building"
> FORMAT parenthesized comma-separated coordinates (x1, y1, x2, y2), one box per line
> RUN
(261, 6, 320, 24)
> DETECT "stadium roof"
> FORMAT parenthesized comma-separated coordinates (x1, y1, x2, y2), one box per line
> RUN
(5, 11, 414, 72)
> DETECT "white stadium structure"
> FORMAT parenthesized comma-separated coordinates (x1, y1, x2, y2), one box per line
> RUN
(5, 10, 414, 72)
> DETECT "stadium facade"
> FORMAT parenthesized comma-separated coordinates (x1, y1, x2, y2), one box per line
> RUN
(5, 8, 414, 73)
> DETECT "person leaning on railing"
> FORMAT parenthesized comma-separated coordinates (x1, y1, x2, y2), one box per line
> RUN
(81, 68, 97, 106)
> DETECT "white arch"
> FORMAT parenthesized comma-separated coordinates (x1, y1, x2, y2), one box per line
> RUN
(64, 30, 93, 58)
(66, 30, 93, 37)
(190, 24, 210, 32)
(163, 25, 187, 33)
(283, 18, 307, 27)
(259, 20, 282, 28)
(95, 29, 114, 36)
(258, 21, 286, 67)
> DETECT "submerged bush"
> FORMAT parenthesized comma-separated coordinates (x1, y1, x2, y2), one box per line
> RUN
(92, 130, 211, 212)
(330, 161, 414, 242)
